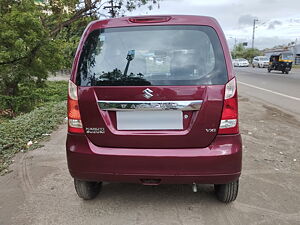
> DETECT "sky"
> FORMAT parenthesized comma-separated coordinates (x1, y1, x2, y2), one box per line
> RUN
(124, 0, 300, 50)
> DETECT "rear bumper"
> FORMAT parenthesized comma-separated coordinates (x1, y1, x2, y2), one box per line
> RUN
(66, 134, 242, 184)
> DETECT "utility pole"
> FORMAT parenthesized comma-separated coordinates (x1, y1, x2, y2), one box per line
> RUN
(252, 18, 258, 49)
(104, 0, 121, 18)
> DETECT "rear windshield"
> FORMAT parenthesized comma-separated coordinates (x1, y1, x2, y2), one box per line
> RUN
(77, 25, 228, 86)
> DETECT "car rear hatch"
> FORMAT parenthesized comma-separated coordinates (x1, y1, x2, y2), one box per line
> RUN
(75, 19, 228, 149)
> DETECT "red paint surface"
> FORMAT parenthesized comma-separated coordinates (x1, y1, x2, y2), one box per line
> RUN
(67, 133, 242, 184)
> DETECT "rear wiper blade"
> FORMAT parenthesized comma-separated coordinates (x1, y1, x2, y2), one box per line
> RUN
(123, 50, 135, 77)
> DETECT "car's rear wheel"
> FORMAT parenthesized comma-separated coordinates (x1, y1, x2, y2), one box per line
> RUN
(74, 179, 102, 200)
(214, 179, 239, 203)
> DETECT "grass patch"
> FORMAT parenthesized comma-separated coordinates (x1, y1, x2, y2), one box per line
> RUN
(0, 101, 67, 175)
(293, 64, 300, 69)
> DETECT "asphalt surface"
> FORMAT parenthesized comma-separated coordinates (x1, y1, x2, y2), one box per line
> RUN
(235, 67, 300, 119)
(1, 67, 300, 225)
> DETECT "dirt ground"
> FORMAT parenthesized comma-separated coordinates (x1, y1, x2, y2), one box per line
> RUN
(0, 94, 300, 225)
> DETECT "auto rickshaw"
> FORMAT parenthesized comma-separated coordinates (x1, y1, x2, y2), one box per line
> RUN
(268, 53, 293, 74)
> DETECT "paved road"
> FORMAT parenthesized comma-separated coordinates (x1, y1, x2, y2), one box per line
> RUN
(235, 67, 300, 118)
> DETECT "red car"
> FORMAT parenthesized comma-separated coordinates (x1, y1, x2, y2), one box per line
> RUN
(66, 15, 242, 203)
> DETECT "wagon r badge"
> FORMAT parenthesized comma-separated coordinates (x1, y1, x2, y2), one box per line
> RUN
(143, 88, 153, 99)
(86, 127, 105, 134)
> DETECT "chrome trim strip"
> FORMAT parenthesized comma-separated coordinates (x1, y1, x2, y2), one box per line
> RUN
(98, 100, 203, 111)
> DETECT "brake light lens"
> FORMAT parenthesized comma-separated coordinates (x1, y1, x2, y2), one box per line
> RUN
(218, 77, 239, 134)
(68, 80, 84, 133)
(129, 16, 172, 23)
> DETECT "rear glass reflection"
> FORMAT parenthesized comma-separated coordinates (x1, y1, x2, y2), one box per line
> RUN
(77, 26, 228, 86)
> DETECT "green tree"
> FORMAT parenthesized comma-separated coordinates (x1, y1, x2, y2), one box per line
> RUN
(0, 0, 159, 108)
(231, 43, 261, 62)
(243, 48, 261, 62)
(231, 44, 245, 59)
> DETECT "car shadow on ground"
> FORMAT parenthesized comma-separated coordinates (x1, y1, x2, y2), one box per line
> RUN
(84, 182, 219, 204)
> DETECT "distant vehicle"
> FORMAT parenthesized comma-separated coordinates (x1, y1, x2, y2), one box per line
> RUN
(268, 53, 293, 74)
(252, 56, 269, 68)
(233, 58, 249, 67)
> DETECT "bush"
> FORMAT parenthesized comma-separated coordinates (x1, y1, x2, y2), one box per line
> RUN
(0, 80, 68, 174)
(0, 101, 67, 174)
(0, 94, 38, 114)
(0, 81, 68, 115)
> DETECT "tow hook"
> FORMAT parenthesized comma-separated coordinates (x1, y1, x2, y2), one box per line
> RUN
(192, 182, 198, 193)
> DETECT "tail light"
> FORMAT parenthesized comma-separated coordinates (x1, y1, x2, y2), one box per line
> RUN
(129, 16, 172, 23)
(68, 80, 84, 133)
(218, 77, 239, 134)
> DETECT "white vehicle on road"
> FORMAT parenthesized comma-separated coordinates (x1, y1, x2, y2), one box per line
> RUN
(233, 58, 249, 67)
(252, 56, 269, 68)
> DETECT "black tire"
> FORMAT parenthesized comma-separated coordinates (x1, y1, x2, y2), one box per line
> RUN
(214, 179, 239, 203)
(74, 179, 102, 200)
(285, 71, 289, 74)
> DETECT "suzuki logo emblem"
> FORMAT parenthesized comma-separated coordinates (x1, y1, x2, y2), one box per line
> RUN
(143, 88, 153, 99)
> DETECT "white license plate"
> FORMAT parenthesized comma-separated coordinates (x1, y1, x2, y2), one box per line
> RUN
(116, 111, 183, 130)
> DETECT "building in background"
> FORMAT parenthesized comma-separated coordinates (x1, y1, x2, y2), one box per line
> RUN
(263, 41, 300, 64)
(291, 43, 300, 64)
